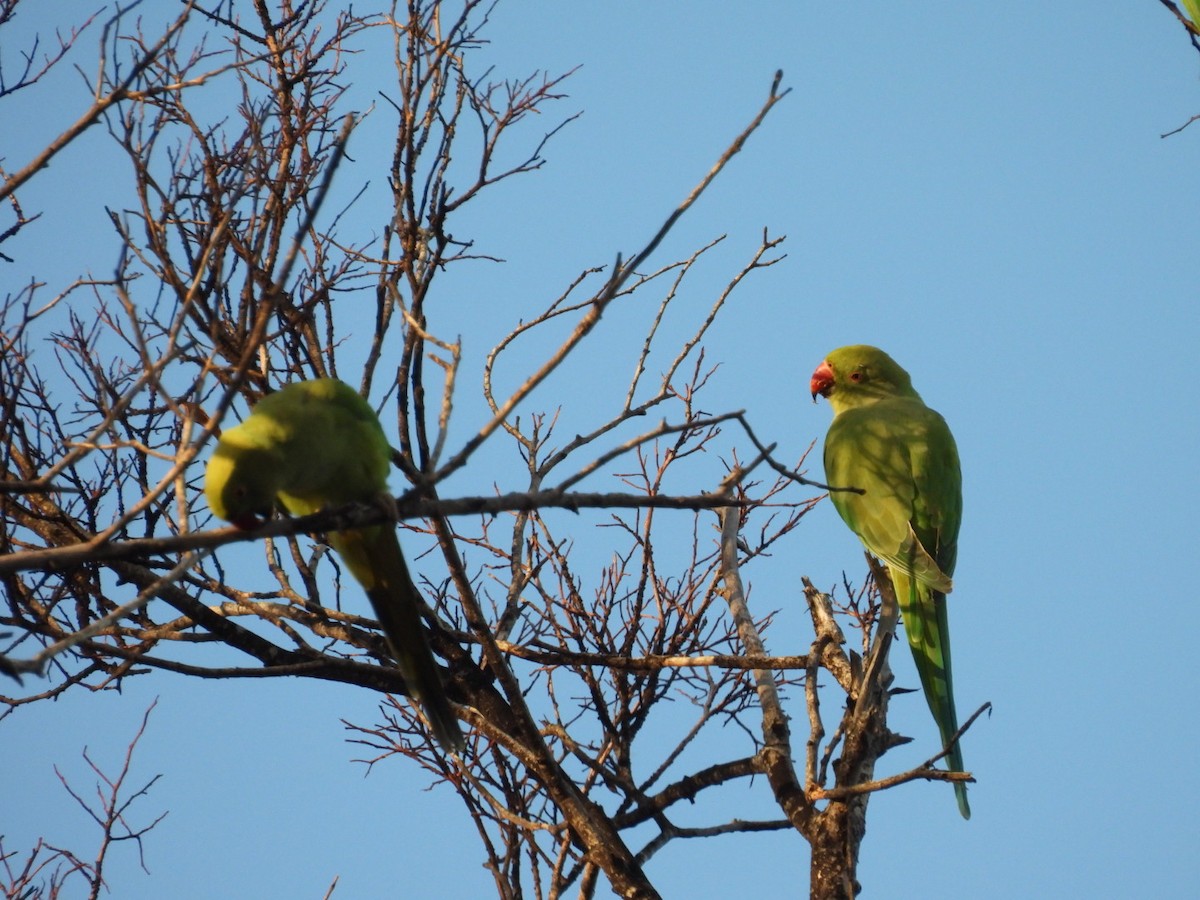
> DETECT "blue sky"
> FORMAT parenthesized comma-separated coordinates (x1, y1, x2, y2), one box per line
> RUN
(3, 3, 1199, 898)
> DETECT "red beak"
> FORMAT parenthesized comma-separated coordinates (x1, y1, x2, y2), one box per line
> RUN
(810, 360, 835, 401)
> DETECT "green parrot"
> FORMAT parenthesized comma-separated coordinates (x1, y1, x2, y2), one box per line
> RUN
(205, 378, 465, 753)
(810, 345, 969, 818)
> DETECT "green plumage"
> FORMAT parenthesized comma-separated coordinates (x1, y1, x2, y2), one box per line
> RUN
(811, 345, 969, 818)
(205, 378, 464, 753)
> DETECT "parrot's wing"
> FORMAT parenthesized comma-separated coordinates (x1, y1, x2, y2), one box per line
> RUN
(251, 379, 393, 510)
(824, 399, 955, 592)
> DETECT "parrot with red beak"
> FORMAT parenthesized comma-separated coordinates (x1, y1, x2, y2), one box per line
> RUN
(811, 345, 969, 818)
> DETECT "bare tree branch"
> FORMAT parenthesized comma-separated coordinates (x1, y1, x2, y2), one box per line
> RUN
(0, 4, 985, 897)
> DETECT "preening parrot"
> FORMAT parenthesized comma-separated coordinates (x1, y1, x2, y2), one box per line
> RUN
(205, 378, 465, 753)
(810, 345, 969, 818)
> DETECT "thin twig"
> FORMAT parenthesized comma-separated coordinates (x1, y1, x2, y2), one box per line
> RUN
(433, 73, 789, 484)
(0, 550, 212, 679)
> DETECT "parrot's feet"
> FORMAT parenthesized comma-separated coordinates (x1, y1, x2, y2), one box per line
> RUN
(372, 491, 400, 523)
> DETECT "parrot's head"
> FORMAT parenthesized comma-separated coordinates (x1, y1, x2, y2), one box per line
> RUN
(810, 345, 916, 411)
(204, 434, 279, 530)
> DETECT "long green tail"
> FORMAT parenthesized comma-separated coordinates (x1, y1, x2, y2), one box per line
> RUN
(333, 527, 466, 753)
(893, 571, 970, 819)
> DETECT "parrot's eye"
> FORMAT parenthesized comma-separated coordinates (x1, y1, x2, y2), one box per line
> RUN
(849, 370, 864, 383)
